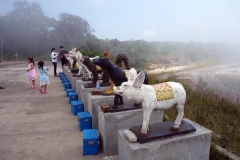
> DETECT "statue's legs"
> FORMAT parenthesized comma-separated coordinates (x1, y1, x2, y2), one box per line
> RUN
(112, 94, 119, 109)
(77, 64, 83, 76)
(82, 64, 92, 79)
(119, 95, 124, 105)
(104, 81, 114, 94)
(99, 73, 110, 87)
(72, 58, 76, 69)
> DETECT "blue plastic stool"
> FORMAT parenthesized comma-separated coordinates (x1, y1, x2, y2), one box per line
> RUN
(78, 112, 92, 131)
(69, 92, 77, 104)
(62, 78, 69, 84)
(64, 82, 71, 91)
(71, 101, 84, 116)
(83, 129, 98, 156)
(60, 75, 66, 80)
(66, 89, 74, 97)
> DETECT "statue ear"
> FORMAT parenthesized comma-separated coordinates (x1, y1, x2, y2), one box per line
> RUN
(132, 71, 145, 88)
(128, 68, 137, 81)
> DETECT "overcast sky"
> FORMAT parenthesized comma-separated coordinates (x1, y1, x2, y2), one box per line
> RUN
(1, 0, 240, 45)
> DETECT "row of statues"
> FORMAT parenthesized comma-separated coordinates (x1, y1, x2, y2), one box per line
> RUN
(66, 48, 187, 136)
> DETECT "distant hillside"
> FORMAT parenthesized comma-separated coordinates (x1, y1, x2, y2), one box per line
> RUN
(84, 39, 240, 69)
(1, 0, 240, 69)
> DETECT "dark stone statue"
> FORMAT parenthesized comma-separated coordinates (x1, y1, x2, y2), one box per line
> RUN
(93, 57, 149, 109)
(82, 56, 110, 88)
(82, 56, 99, 88)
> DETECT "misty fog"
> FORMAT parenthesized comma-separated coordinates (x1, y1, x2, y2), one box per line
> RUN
(0, 0, 240, 68)
(1, 1, 240, 158)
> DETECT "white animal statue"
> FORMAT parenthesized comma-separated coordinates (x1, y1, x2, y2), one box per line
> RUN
(127, 68, 138, 85)
(68, 48, 94, 79)
(67, 49, 80, 72)
(65, 52, 74, 68)
(113, 68, 186, 137)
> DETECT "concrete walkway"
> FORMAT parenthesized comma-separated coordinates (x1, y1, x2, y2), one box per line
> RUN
(0, 61, 117, 160)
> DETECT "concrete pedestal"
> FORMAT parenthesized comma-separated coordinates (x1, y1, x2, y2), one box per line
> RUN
(76, 80, 90, 98)
(63, 66, 68, 75)
(63, 66, 70, 80)
(69, 74, 74, 88)
(98, 106, 163, 156)
(118, 118, 212, 160)
(79, 86, 109, 111)
(67, 70, 71, 80)
(72, 77, 83, 92)
(87, 93, 115, 129)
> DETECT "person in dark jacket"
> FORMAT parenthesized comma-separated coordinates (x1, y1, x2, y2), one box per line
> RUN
(59, 45, 69, 68)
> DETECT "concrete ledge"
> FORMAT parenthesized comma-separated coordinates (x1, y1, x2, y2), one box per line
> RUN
(67, 70, 71, 80)
(69, 74, 74, 88)
(63, 66, 68, 75)
(72, 77, 83, 92)
(75, 80, 92, 101)
(213, 143, 240, 160)
(63, 66, 71, 80)
(79, 86, 109, 111)
(87, 93, 115, 129)
(98, 106, 163, 156)
(118, 118, 212, 160)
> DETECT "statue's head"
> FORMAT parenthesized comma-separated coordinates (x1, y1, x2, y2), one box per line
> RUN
(114, 71, 145, 97)
(102, 49, 110, 59)
(93, 57, 111, 69)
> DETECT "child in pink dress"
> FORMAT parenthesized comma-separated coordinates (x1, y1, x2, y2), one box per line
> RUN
(26, 57, 37, 89)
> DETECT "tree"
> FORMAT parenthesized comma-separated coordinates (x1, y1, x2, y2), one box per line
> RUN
(55, 13, 95, 49)
(2, 0, 53, 58)
(0, 16, 5, 59)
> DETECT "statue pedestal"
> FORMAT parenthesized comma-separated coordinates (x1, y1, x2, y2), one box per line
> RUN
(69, 74, 74, 88)
(76, 80, 93, 101)
(118, 118, 212, 160)
(129, 120, 196, 143)
(97, 106, 163, 156)
(63, 66, 68, 76)
(63, 66, 70, 79)
(87, 93, 115, 129)
(63, 67, 71, 80)
(63, 66, 66, 75)
(72, 77, 83, 92)
(67, 70, 71, 80)
(79, 86, 109, 111)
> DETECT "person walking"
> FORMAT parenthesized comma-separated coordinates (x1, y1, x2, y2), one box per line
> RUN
(51, 48, 58, 77)
(38, 61, 50, 94)
(59, 45, 69, 68)
(26, 57, 37, 89)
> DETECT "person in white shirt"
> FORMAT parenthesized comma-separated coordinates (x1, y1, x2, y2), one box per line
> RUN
(50, 48, 58, 77)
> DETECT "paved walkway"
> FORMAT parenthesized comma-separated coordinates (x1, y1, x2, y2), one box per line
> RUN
(0, 61, 117, 160)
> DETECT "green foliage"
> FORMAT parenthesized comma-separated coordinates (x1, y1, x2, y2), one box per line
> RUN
(196, 77, 208, 89)
(147, 73, 161, 84)
(209, 144, 231, 160)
